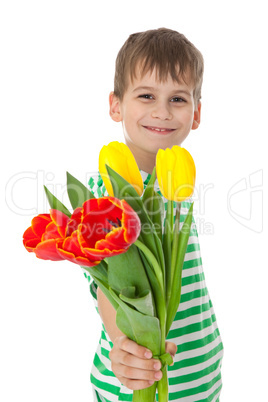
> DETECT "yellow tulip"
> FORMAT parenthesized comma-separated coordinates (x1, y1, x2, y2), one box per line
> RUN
(99, 141, 144, 196)
(156, 146, 196, 202)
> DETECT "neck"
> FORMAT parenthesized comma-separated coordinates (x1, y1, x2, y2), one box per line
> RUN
(125, 141, 156, 175)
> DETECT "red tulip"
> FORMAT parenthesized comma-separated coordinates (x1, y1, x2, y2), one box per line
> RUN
(23, 197, 141, 268)
(58, 197, 141, 263)
(23, 212, 67, 261)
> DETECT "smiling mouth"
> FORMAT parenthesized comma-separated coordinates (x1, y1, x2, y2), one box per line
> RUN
(143, 126, 175, 134)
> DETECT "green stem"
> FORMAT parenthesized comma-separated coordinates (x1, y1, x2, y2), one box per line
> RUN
(163, 200, 174, 304)
(157, 310, 168, 402)
(170, 203, 181, 282)
(134, 239, 164, 292)
(132, 383, 157, 402)
(157, 365, 169, 402)
(166, 202, 193, 334)
(166, 202, 181, 308)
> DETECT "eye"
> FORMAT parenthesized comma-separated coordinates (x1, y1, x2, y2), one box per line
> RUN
(138, 94, 154, 100)
(170, 96, 186, 103)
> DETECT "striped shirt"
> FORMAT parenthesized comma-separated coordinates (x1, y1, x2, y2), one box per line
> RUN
(83, 170, 223, 402)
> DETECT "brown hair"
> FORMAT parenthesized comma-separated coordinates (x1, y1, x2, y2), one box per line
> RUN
(113, 28, 204, 107)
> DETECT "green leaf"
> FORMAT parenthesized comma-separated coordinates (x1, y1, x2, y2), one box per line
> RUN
(82, 260, 108, 282)
(110, 288, 161, 356)
(44, 186, 71, 217)
(105, 165, 144, 209)
(82, 261, 119, 311)
(152, 192, 164, 241)
(156, 352, 173, 367)
(142, 167, 156, 208)
(108, 245, 152, 296)
(120, 288, 155, 316)
(142, 168, 164, 241)
(66, 172, 95, 209)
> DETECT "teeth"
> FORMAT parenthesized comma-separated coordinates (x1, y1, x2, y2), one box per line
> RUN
(150, 127, 168, 132)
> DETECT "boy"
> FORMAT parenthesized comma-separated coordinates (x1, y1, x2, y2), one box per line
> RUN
(86, 28, 223, 401)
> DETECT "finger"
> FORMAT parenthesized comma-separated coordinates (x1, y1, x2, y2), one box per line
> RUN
(165, 341, 177, 358)
(122, 350, 162, 371)
(118, 336, 154, 360)
(111, 348, 161, 371)
(113, 363, 163, 383)
(117, 375, 156, 391)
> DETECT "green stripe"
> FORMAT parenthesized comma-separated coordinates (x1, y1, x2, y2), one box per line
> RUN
(168, 314, 217, 339)
(186, 242, 200, 253)
(170, 328, 221, 354)
(180, 287, 208, 303)
(175, 301, 213, 321)
(181, 272, 205, 286)
(100, 328, 113, 349)
(91, 373, 120, 396)
(117, 391, 133, 401)
(97, 175, 103, 187)
(183, 257, 202, 269)
(168, 371, 222, 400)
(101, 346, 110, 360)
(169, 358, 222, 385)
(93, 352, 115, 378)
(97, 187, 103, 198)
(90, 282, 98, 300)
(168, 342, 223, 370)
(94, 390, 111, 402)
(197, 383, 222, 402)
(88, 177, 95, 189)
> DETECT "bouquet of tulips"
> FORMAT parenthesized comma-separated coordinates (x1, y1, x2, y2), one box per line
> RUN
(23, 141, 195, 402)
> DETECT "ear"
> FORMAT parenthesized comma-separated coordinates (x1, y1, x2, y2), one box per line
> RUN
(109, 92, 123, 122)
(191, 102, 201, 130)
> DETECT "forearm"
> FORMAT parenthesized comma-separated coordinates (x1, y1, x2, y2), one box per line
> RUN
(97, 287, 124, 342)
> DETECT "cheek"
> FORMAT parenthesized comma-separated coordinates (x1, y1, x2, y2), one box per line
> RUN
(181, 109, 195, 125)
(124, 110, 143, 130)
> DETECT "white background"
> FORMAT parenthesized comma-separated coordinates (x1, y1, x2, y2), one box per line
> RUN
(1, 1, 267, 401)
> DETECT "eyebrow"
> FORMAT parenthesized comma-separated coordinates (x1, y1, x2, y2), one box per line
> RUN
(132, 86, 191, 96)
(132, 86, 156, 92)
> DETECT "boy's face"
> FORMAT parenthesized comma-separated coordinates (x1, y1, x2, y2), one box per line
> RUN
(109, 66, 201, 172)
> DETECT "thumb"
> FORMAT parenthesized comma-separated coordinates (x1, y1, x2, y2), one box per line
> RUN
(165, 341, 177, 363)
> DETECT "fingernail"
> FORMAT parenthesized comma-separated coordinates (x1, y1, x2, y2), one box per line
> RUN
(155, 371, 162, 380)
(148, 380, 155, 385)
(145, 350, 152, 359)
(154, 361, 161, 370)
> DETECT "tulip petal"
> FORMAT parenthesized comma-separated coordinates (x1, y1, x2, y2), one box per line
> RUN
(31, 214, 51, 238)
(120, 200, 141, 244)
(41, 221, 62, 241)
(95, 227, 128, 249)
(65, 207, 83, 237)
(99, 141, 143, 196)
(50, 209, 70, 237)
(23, 227, 41, 251)
(82, 245, 128, 260)
(156, 146, 196, 202)
(57, 232, 100, 267)
(35, 239, 64, 261)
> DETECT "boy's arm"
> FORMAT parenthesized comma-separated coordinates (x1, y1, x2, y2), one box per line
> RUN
(97, 287, 166, 390)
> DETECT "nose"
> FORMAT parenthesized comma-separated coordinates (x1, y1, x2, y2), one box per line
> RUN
(151, 101, 172, 120)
